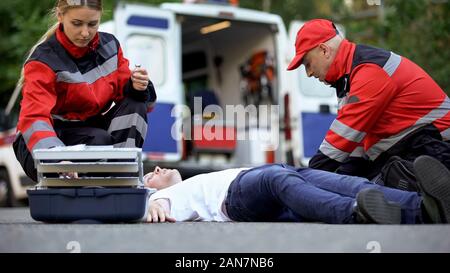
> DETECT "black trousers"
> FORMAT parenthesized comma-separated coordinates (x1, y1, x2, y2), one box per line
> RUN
(13, 97, 148, 182)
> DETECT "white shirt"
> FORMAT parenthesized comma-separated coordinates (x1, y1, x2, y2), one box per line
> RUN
(149, 168, 249, 222)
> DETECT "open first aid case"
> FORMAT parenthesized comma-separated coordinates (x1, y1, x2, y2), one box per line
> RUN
(27, 145, 154, 223)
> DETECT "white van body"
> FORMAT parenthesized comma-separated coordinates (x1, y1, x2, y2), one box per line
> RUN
(0, 128, 30, 206)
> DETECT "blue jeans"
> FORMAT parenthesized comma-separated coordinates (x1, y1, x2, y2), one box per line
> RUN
(224, 164, 422, 224)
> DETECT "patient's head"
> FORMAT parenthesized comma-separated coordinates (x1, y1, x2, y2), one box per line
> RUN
(144, 166, 182, 190)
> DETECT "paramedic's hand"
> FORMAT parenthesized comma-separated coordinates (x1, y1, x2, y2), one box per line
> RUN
(147, 199, 175, 223)
(59, 160, 78, 179)
(131, 65, 149, 91)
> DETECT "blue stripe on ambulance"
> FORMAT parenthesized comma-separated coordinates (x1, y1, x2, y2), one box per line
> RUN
(127, 16, 169, 29)
(143, 103, 178, 154)
(301, 112, 336, 158)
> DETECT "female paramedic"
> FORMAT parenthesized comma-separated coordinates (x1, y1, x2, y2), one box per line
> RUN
(13, 0, 157, 182)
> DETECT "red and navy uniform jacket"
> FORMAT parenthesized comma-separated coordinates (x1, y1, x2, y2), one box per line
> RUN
(17, 25, 156, 154)
(309, 39, 450, 176)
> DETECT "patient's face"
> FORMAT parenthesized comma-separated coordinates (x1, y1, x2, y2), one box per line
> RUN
(144, 166, 182, 190)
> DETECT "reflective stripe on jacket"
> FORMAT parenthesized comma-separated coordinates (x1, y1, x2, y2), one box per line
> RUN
(17, 26, 155, 153)
(309, 40, 450, 173)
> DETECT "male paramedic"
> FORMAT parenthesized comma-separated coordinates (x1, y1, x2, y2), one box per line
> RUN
(286, 19, 450, 190)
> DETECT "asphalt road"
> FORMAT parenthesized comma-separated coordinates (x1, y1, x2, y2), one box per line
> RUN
(1, 208, 450, 253)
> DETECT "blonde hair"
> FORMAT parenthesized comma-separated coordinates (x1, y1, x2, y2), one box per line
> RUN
(15, 0, 103, 93)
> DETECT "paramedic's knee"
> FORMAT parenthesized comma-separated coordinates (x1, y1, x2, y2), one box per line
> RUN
(82, 128, 114, 145)
(120, 96, 148, 117)
(13, 134, 38, 182)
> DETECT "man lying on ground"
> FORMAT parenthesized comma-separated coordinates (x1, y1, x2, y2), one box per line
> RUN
(144, 155, 450, 225)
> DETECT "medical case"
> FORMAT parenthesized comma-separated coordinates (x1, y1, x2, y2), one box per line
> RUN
(27, 145, 153, 223)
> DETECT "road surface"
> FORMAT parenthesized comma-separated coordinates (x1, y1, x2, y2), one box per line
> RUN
(1, 208, 449, 253)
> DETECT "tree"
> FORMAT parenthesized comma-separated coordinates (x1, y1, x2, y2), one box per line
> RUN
(382, 0, 449, 93)
(0, 0, 55, 107)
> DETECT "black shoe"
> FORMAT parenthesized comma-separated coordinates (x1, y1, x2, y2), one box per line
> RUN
(355, 188, 401, 224)
(382, 156, 418, 192)
(413, 155, 450, 223)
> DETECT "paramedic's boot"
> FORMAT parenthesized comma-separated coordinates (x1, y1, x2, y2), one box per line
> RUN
(414, 155, 450, 223)
(354, 188, 401, 224)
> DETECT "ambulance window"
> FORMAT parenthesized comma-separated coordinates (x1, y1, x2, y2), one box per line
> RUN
(125, 34, 165, 86)
(298, 66, 335, 98)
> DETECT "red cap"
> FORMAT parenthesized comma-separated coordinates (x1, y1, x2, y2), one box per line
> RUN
(287, 19, 338, 71)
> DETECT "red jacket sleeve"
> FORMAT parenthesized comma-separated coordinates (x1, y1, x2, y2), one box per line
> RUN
(310, 64, 398, 170)
(17, 61, 64, 152)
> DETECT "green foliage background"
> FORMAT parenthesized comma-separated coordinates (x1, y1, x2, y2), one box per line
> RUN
(0, 0, 448, 108)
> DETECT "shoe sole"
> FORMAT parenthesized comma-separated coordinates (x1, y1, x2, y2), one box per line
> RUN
(357, 189, 401, 224)
(414, 156, 450, 223)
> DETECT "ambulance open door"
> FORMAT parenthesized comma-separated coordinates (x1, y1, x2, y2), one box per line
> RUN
(114, 3, 183, 162)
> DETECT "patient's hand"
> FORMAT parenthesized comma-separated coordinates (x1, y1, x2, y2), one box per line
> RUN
(59, 160, 78, 179)
(147, 199, 175, 223)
